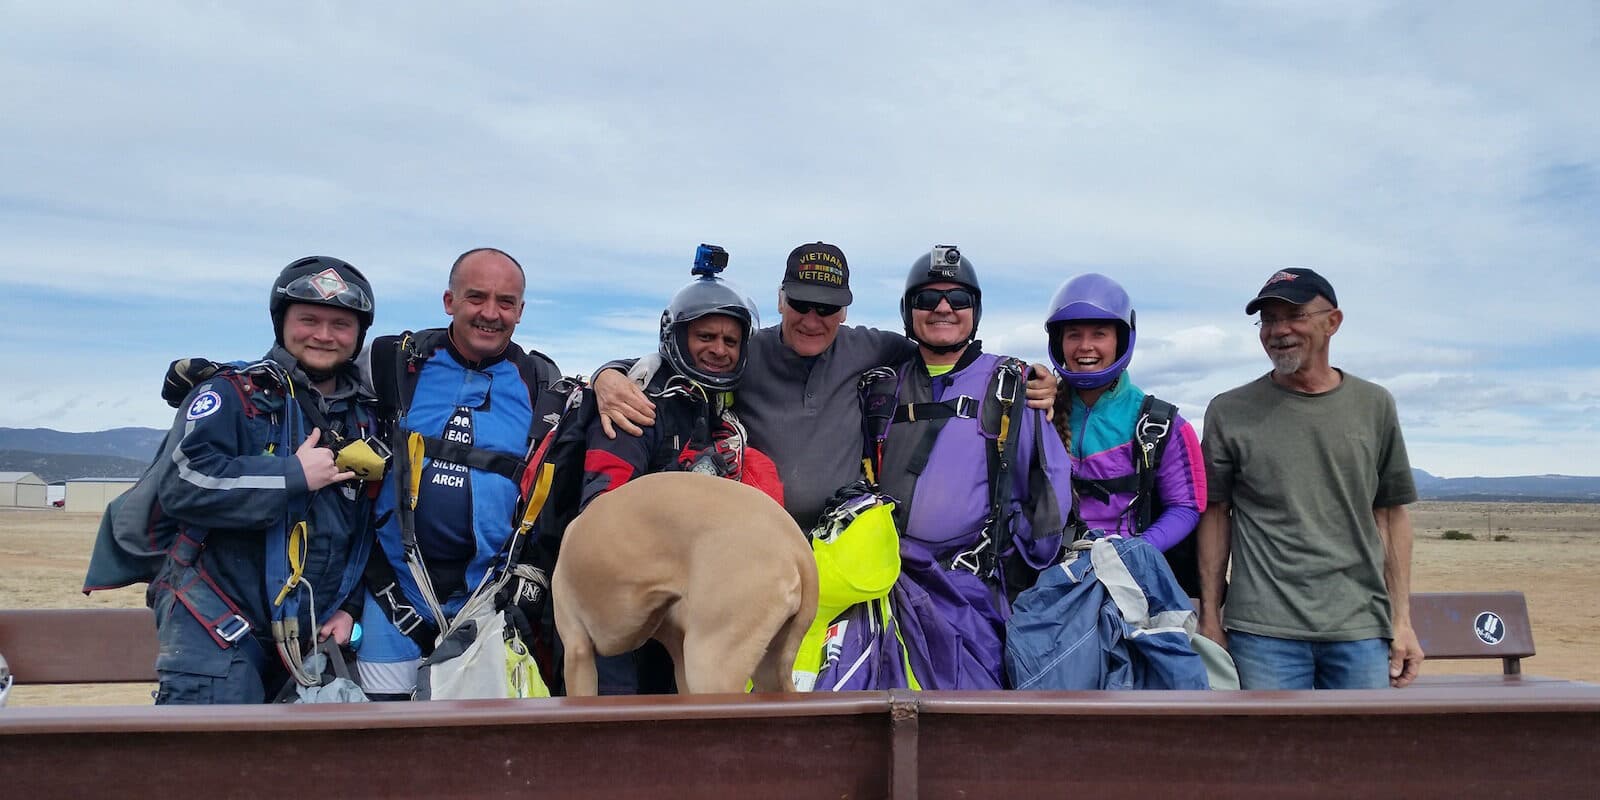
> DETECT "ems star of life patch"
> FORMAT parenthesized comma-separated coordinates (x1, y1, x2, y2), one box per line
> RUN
(186, 389, 223, 421)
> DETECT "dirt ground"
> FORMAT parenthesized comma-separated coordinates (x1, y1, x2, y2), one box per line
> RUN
(2, 502, 1596, 706)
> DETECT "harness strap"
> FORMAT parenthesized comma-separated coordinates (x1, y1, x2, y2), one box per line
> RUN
(1132, 396, 1177, 532)
(167, 533, 253, 648)
(940, 358, 1027, 583)
(271, 521, 309, 607)
(362, 551, 439, 651)
(858, 366, 899, 484)
(1073, 473, 1141, 502)
(417, 435, 526, 483)
(891, 395, 976, 424)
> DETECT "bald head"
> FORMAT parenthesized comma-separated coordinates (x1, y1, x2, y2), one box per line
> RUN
(443, 247, 527, 361)
(449, 247, 526, 294)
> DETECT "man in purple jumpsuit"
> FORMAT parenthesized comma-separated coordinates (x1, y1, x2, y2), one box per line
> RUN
(869, 245, 1073, 689)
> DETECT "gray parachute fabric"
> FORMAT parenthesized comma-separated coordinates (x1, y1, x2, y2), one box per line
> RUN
(289, 640, 370, 704)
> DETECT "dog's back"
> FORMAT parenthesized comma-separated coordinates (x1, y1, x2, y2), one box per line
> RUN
(554, 471, 819, 695)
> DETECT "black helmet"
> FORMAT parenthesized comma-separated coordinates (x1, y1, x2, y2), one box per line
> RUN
(658, 273, 760, 391)
(270, 256, 376, 354)
(899, 244, 982, 353)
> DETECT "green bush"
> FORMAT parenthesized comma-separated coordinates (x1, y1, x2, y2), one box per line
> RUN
(1492, 534, 1513, 542)
(1441, 530, 1476, 541)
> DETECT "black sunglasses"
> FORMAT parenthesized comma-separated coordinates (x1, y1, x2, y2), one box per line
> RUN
(910, 287, 975, 311)
(788, 299, 842, 317)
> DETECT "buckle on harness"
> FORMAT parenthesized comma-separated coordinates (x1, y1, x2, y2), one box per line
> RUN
(952, 395, 977, 419)
(1136, 412, 1172, 469)
(376, 582, 425, 635)
(214, 614, 252, 644)
(994, 363, 1022, 405)
(945, 531, 995, 578)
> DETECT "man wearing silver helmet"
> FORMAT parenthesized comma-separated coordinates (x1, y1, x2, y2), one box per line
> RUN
(576, 245, 783, 694)
(578, 245, 780, 508)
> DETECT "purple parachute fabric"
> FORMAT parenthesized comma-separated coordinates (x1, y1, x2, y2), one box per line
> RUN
(812, 596, 910, 691)
(814, 542, 1016, 692)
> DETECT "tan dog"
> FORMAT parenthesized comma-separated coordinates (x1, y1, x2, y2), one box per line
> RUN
(553, 471, 819, 695)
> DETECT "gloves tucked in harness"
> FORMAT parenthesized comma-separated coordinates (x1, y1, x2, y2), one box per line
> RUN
(163, 357, 221, 408)
(677, 437, 741, 479)
(496, 564, 550, 642)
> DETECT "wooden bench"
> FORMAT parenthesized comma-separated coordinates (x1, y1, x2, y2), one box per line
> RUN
(0, 591, 1546, 687)
(1409, 591, 1535, 676)
(0, 608, 158, 685)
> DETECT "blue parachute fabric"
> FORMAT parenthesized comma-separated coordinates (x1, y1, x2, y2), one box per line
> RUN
(1005, 533, 1210, 690)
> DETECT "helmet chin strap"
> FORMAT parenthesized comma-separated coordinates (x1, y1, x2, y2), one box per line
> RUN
(919, 339, 970, 355)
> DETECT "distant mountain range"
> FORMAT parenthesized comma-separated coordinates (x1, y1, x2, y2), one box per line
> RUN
(2, 426, 1597, 501)
(1409, 469, 1600, 503)
(0, 427, 164, 483)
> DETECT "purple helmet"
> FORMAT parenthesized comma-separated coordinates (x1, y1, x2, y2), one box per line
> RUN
(1045, 273, 1137, 389)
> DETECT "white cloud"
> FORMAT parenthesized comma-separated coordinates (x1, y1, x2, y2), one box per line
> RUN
(2, 2, 1596, 476)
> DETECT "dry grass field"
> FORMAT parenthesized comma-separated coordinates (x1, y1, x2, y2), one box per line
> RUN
(2, 502, 1596, 706)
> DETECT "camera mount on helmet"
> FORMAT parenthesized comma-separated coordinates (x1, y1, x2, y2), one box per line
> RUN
(900, 244, 983, 354)
(660, 243, 759, 391)
(692, 243, 729, 278)
(929, 245, 962, 278)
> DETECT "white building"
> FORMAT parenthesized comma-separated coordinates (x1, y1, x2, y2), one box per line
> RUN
(64, 477, 138, 514)
(0, 472, 48, 508)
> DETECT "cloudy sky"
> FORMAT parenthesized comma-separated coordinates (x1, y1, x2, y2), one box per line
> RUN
(3, 2, 1596, 477)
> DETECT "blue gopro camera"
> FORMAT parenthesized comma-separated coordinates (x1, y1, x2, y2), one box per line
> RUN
(693, 243, 729, 277)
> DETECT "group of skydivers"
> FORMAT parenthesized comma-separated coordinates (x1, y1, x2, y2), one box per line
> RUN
(87, 241, 1217, 703)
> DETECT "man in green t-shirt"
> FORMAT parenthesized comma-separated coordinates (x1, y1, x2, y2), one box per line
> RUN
(1196, 268, 1423, 689)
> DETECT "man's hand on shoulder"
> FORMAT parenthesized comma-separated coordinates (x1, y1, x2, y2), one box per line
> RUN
(593, 368, 656, 439)
(1025, 363, 1058, 416)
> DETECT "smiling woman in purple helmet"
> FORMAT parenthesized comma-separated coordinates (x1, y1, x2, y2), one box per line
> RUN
(1045, 274, 1208, 596)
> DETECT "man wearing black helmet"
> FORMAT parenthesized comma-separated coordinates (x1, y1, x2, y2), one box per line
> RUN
(576, 251, 784, 693)
(842, 245, 1070, 689)
(138, 256, 381, 704)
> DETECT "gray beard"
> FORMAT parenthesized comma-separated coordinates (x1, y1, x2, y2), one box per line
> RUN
(1270, 350, 1304, 376)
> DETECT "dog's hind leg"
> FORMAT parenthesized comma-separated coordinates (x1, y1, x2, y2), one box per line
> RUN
(680, 595, 798, 694)
(752, 569, 816, 693)
(554, 594, 600, 696)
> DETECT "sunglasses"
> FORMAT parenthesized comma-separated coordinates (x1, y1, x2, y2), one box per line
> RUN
(787, 299, 843, 317)
(909, 287, 976, 311)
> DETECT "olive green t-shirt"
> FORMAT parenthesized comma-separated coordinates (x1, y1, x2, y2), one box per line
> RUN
(1203, 371, 1417, 641)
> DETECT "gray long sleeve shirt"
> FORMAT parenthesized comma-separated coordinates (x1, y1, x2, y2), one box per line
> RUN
(738, 324, 914, 531)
